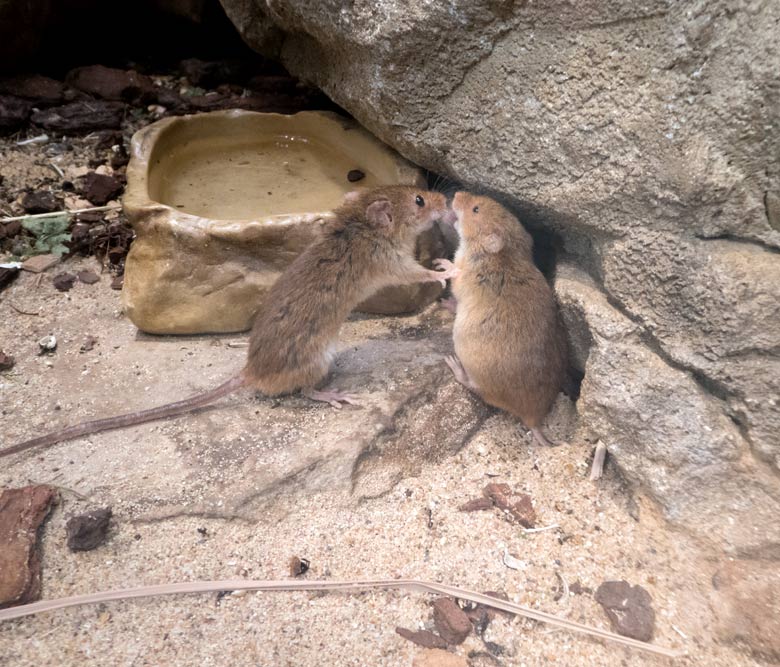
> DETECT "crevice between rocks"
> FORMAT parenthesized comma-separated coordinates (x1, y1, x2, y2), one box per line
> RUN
(694, 232, 780, 254)
(593, 288, 780, 478)
(441, 18, 517, 102)
(580, 10, 670, 31)
(600, 289, 736, 403)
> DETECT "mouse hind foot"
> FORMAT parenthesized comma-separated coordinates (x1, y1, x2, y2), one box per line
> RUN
(444, 354, 480, 393)
(531, 427, 560, 447)
(303, 387, 359, 409)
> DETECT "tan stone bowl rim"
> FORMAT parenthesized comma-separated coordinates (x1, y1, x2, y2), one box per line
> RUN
(122, 109, 424, 229)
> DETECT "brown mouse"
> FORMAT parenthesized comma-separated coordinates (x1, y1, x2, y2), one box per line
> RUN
(435, 192, 566, 446)
(2, 186, 458, 459)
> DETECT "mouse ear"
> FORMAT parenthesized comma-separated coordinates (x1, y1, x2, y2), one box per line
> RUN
(366, 199, 393, 228)
(484, 233, 504, 253)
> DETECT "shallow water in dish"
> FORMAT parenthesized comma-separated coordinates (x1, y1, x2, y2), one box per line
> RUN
(154, 134, 379, 220)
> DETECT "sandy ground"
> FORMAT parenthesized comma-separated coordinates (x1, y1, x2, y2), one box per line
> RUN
(0, 260, 768, 667)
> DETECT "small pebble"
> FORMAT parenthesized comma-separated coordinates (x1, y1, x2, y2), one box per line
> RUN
(52, 272, 76, 292)
(0, 350, 14, 370)
(66, 507, 112, 551)
(289, 556, 310, 577)
(38, 335, 57, 354)
(77, 269, 100, 285)
(595, 580, 655, 641)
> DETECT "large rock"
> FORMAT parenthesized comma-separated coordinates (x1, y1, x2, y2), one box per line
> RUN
(0, 485, 57, 607)
(219, 0, 780, 546)
(556, 265, 780, 556)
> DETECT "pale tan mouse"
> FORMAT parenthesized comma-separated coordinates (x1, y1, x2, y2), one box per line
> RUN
(2, 186, 457, 458)
(435, 192, 566, 446)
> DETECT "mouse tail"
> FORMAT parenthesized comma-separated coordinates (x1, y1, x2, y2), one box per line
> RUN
(1, 373, 246, 460)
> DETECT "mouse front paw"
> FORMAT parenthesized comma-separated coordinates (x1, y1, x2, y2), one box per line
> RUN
(430, 258, 460, 287)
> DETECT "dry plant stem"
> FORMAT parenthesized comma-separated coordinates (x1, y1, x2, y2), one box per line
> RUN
(46, 484, 89, 501)
(555, 570, 570, 602)
(589, 440, 608, 481)
(7, 302, 40, 316)
(0, 578, 683, 658)
(0, 204, 122, 223)
(523, 524, 560, 534)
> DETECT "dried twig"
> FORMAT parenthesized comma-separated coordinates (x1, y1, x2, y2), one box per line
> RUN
(0, 578, 683, 658)
(555, 570, 570, 602)
(16, 134, 48, 146)
(7, 302, 40, 316)
(589, 440, 608, 481)
(48, 162, 64, 178)
(522, 524, 560, 535)
(0, 205, 122, 224)
(50, 485, 90, 501)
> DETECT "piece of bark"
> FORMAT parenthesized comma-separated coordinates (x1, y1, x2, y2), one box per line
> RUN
(0, 485, 58, 607)
(458, 497, 494, 512)
(396, 627, 448, 649)
(432, 597, 471, 645)
(21, 254, 59, 273)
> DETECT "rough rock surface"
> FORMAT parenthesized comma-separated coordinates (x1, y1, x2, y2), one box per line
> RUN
(714, 559, 780, 660)
(219, 0, 780, 545)
(556, 265, 780, 554)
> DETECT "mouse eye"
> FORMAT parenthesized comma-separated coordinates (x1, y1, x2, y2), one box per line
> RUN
(472, 205, 480, 213)
(415, 195, 425, 207)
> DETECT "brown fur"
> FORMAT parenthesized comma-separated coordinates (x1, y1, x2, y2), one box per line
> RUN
(449, 192, 567, 434)
(2, 186, 454, 458)
(246, 186, 452, 394)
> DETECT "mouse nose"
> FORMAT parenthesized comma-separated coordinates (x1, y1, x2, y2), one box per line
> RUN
(442, 208, 457, 225)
